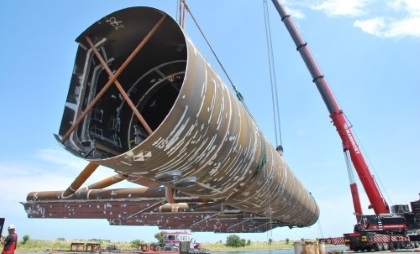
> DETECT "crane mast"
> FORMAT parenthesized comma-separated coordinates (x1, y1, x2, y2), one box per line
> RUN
(270, 0, 390, 216)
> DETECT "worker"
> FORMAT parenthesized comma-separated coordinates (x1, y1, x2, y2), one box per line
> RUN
(1, 225, 18, 254)
(276, 145, 283, 156)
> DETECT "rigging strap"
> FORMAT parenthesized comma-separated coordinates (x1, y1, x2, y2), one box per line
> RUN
(263, 0, 283, 147)
(180, 0, 245, 104)
(181, 0, 269, 176)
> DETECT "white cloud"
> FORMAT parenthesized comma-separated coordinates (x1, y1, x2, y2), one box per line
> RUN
(399, 16, 420, 35)
(285, 6, 306, 19)
(1, 148, 141, 233)
(354, 16, 420, 38)
(354, 17, 386, 36)
(33, 148, 127, 181)
(0, 149, 134, 204)
(284, 0, 420, 38)
(382, 16, 420, 38)
(274, 0, 306, 19)
(387, 0, 420, 15)
(310, 0, 373, 17)
(34, 148, 87, 173)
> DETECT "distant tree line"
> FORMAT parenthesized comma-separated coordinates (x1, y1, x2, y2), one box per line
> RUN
(22, 231, 297, 249)
(225, 235, 251, 248)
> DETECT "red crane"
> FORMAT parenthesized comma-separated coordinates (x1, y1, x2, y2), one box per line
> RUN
(270, 0, 389, 218)
(270, 0, 420, 251)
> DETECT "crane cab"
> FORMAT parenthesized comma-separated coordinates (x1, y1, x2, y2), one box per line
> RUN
(355, 214, 407, 234)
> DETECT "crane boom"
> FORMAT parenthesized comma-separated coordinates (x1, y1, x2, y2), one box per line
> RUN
(270, 0, 390, 216)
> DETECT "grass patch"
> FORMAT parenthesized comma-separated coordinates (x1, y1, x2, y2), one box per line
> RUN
(200, 241, 293, 251)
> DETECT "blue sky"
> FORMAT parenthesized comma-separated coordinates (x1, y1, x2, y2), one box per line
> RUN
(1, 0, 419, 243)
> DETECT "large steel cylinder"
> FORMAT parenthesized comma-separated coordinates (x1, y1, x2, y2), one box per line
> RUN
(58, 6, 319, 227)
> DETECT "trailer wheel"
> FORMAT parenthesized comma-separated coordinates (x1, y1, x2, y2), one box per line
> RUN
(395, 242, 405, 249)
(391, 242, 397, 249)
(373, 243, 383, 251)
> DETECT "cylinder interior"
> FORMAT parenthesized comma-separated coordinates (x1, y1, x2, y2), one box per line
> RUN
(59, 7, 188, 159)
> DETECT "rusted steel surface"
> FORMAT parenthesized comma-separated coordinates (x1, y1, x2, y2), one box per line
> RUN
(62, 162, 98, 198)
(27, 187, 168, 201)
(87, 173, 127, 189)
(22, 198, 287, 233)
(23, 6, 319, 232)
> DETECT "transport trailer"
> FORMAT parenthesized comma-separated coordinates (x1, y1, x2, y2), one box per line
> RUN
(344, 232, 419, 251)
